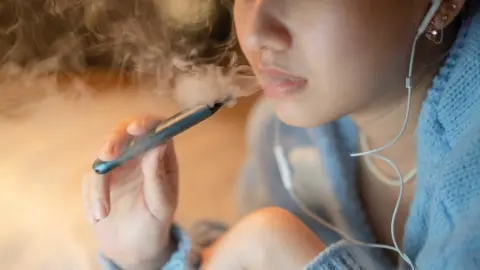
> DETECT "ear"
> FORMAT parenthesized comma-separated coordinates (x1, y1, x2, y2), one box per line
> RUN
(431, 0, 467, 30)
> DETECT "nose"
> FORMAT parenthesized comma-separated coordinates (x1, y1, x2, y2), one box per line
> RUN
(245, 1, 292, 53)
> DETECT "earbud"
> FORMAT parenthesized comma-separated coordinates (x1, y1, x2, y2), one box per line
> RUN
(418, 0, 443, 35)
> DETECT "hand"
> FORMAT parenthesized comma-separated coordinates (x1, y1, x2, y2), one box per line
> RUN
(82, 115, 179, 270)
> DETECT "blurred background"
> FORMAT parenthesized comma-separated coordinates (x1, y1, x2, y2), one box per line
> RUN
(0, 0, 260, 269)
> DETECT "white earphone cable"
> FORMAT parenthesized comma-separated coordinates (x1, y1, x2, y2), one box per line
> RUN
(275, 124, 416, 270)
(350, 34, 418, 158)
(273, 29, 426, 270)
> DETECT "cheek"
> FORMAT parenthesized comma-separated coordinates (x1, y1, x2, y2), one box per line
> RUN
(233, 2, 257, 68)
(275, 5, 416, 127)
(235, 18, 259, 75)
(299, 6, 412, 100)
(292, 21, 374, 116)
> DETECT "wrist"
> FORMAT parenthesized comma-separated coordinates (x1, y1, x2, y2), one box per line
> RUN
(108, 226, 177, 270)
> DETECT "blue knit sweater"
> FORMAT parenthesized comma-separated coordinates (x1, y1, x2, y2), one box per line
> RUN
(101, 12, 480, 270)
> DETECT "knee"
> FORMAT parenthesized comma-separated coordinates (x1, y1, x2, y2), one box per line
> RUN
(233, 207, 325, 264)
(203, 207, 324, 269)
(248, 207, 300, 227)
(201, 207, 295, 267)
(237, 207, 307, 242)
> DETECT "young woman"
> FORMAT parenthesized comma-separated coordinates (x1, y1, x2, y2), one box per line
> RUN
(83, 0, 480, 269)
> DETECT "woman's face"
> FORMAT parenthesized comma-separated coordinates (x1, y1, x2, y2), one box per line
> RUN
(234, 0, 431, 127)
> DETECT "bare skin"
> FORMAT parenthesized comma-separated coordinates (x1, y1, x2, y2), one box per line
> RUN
(201, 207, 325, 270)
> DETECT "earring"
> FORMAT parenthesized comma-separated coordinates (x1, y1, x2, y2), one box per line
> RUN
(425, 1, 458, 44)
(426, 14, 447, 44)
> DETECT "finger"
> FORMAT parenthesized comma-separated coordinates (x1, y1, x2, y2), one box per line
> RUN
(141, 141, 178, 220)
(82, 173, 96, 224)
(127, 115, 162, 136)
(89, 172, 111, 222)
(98, 118, 135, 161)
(163, 140, 179, 178)
(147, 140, 178, 184)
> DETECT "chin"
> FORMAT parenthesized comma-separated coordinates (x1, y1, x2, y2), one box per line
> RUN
(274, 102, 325, 128)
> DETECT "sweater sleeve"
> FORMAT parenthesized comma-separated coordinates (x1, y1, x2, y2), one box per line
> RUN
(97, 224, 197, 270)
(412, 121, 480, 270)
(305, 240, 386, 270)
(414, 214, 480, 270)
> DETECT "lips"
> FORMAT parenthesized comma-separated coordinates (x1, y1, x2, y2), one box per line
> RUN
(257, 67, 308, 99)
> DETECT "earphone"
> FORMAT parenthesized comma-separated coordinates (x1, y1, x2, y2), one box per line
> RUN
(419, 0, 443, 35)
(273, 1, 443, 269)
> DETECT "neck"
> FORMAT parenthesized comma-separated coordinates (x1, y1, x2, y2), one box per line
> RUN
(351, 73, 434, 178)
(350, 26, 461, 177)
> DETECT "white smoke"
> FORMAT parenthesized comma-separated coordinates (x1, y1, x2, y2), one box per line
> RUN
(0, 1, 259, 269)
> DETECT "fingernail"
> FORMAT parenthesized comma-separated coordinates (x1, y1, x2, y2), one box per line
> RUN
(106, 142, 118, 158)
(93, 200, 107, 220)
(128, 121, 141, 131)
(100, 140, 114, 155)
(110, 144, 118, 157)
(89, 212, 98, 224)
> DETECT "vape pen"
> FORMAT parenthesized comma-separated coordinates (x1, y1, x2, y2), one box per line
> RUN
(92, 101, 225, 174)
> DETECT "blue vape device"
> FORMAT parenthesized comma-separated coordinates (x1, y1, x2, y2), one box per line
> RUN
(92, 101, 224, 174)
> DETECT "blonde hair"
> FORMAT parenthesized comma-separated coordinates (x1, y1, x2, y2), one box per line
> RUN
(0, 0, 251, 118)
(0, 0, 238, 77)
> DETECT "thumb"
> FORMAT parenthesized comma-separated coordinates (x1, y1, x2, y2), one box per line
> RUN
(141, 142, 178, 221)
